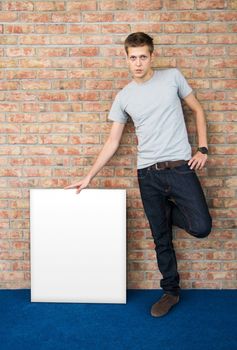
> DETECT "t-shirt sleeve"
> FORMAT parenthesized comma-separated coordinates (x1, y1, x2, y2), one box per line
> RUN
(108, 92, 128, 124)
(175, 68, 193, 99)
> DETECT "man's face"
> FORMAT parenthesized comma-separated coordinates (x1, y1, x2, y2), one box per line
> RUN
(126, 45, 154, 82)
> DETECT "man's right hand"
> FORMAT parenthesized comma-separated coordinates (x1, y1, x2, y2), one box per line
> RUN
(64, 176, 91, 194)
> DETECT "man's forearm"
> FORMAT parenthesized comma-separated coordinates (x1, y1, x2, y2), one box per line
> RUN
(195, 109, 208, 148)
(86, 140, 119, 181)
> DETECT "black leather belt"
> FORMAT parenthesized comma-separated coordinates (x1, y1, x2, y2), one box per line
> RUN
(148, 159, 188, 170)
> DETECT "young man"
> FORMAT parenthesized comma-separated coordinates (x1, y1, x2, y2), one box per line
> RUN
(65, 32, 212, 317)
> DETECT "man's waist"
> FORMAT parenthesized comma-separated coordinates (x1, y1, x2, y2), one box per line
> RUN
(146, 159, 188, 170)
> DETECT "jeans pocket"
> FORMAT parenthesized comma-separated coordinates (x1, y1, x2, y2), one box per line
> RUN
(137, 167, 149, 180)
(173, 163, 195, 174)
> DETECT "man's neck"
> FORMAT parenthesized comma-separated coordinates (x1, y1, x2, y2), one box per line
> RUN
(133, 69, 154, 84)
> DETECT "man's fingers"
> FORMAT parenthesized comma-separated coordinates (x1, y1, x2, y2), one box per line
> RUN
(76, 186, 87, 194)
(190, 159, 198, 169)
(188, 158, 195, 166)
(64, 185, 74, 189)
(64, 183, 80, 189)
(195, 158, 206, 170)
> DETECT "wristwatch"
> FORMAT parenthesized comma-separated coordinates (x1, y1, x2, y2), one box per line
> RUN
(197, 147, 208, 155)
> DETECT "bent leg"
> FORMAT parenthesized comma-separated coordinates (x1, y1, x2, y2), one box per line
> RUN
(169, 167, 212, 238)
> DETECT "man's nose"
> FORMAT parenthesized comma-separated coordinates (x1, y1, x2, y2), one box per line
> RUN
(136, 58, 142, 66)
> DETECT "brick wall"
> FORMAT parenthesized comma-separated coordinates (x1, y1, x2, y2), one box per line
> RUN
(0, 0, 236, 289)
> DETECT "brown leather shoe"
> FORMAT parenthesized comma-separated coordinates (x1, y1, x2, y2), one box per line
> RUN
(151, 293, 180, 317)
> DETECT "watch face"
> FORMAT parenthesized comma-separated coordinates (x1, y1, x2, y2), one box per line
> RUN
(198, 147, 208, 154)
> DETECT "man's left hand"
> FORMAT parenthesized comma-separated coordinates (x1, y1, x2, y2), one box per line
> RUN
(188, 151, 208, 170)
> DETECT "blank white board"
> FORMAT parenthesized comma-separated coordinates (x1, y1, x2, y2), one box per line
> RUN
(30, 189, 126, 303)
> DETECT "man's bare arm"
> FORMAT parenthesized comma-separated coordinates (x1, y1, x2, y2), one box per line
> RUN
(183, 92, 208, 170)
(64, 121, 126, 193)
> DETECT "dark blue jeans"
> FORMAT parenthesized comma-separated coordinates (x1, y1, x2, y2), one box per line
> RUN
(137, 161, 212, 296)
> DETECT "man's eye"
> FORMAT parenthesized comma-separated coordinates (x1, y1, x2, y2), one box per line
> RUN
(141, 56, 147, 60)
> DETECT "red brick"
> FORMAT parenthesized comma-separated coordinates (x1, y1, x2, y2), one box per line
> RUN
(12, 261, 30, 271)
(177, 35, 208, 44)
(206, 272, 236, 280)
(84, 13, 113, 22)
(69, 135, 100, 145)
(20, 13, 52, 22)
(22, 81, 51, 90)
(192, 281, 221, 288)
(179, 11, 210, 21)
(82, 35, 113, 45)
(131, 24, 163, 33)
(35, 24, 66, 34)
(38, 92, 67, 101)
(0, 272, 25, 281)
(210, 59, 237, 69)
(8, 135, 37, 144)
(148, 12, 179, 21)
(22, 168, 52, 177)
(212, 79, 237, 89)
(52, 12, 81, 23)
(164, 23, 194, 33)
(0, 12, 18, 21)
(165, 0, 194, 10)
(163, 48, 194, 57)
(5, 48, 35, 57)
(70, 47, 99, 57)
(52, 58, 82, 68)
(99, 0, 130, 10)
(82, 58, 113, 68)
(69, 92, 99, 101)
(69, 24, 99, 34)
(196, 0, 226, 9)
(177, 58, 208, 68)
(0, 36, 17, 45)
(102, 24, 130, 33)
(2, 1, 34, 11)
(21, 147, 52, 155)
(21, 36, 51, 47)
(114, 12, 145, 22)
(209, 35, 237, 44)
(0, 82, 19, 90)
(0, 58, 18, 67)
(6, 70, 36, 79)
(0, 103, 18, 112)
(38, 70, 67, 79)
(228, 47, 237, 55)
(67, 1, 97, 11)
(5, 24, 34, 34)
(34, 1, 65, 11)
(37, 48, 67, 57)
(195, 46, 225, 56)
(196, 23, 228, 33)
(132, 0, 162, 10)
(212, 11, 237, 22)
(209, 101, 237, 111)
(206, 251, 235, 260)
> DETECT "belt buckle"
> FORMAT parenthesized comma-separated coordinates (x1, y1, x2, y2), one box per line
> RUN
(155, 163, 161, 170)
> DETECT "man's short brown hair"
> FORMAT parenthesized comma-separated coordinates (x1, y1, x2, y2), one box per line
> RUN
(124, 32, 154, 55)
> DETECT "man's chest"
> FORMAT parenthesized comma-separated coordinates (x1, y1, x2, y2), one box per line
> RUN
(123, 82, 179, 124)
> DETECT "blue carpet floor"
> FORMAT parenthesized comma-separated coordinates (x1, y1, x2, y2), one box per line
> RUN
(0, 289, 236, 350)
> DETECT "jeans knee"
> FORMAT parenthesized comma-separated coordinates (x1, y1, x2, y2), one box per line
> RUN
(190, 217, 212, 239)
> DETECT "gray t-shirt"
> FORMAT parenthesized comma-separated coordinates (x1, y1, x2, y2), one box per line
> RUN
(108, 68, 193, 169)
